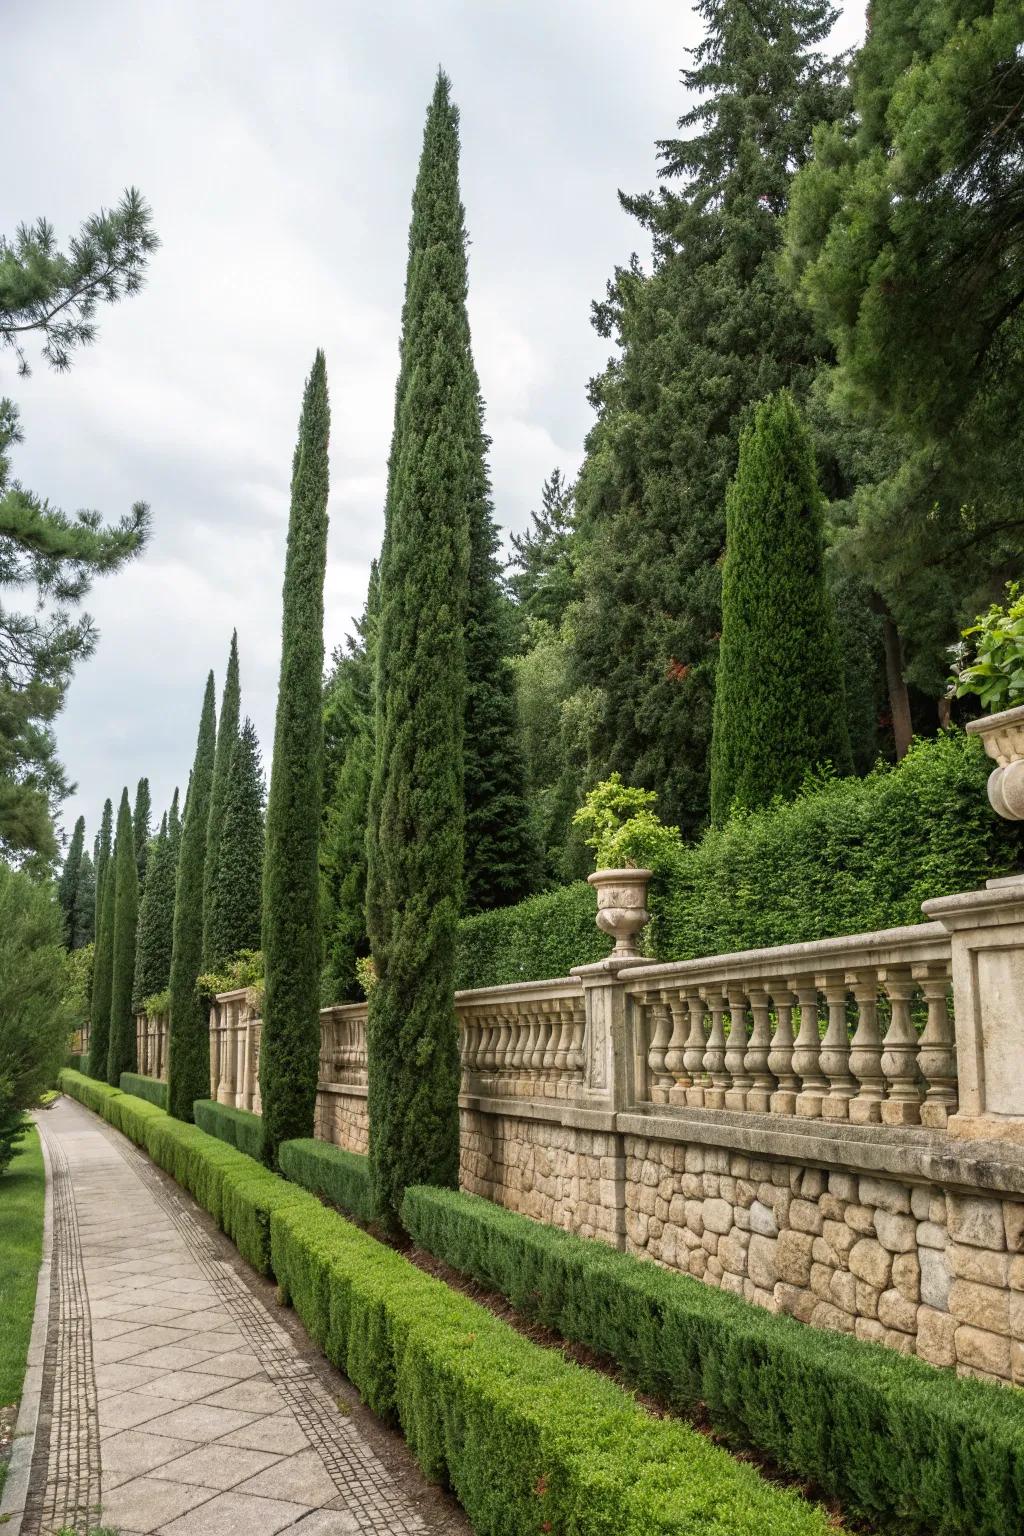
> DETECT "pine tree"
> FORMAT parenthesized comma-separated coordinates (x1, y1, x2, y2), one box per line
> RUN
(88, 798, 113, 1069)
(572, 0, 848, 834)
(106, 789, 139, 1083)
(58, 815, 86, 948)
(710, 391, 851, 822)
(132, 800, 177, 1008)
(509, 468, 576, 628)
(259, 355, 331, 1166)
(89, 818, 117, 1079)
(206, 720, 265, 969)
(167, 675, 217, 1121)
(132, 777, 151, 891)
(365, 73, 473, 1227)
(203, 631, 240, 967)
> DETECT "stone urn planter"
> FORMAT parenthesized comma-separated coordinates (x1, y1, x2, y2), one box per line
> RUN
(588, 868, 652, 958)
(967, 703, 1024, 820)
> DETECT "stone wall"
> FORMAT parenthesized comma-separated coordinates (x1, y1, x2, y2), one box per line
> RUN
(315, 1084, 369, 1155)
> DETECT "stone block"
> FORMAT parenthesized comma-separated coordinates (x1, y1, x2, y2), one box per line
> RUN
(1013, 1339, 1024, 1385)
(774, 1283, 816, 1324)
(707, 1255, 724, 1281)
(929, 1194, 947, 1224)
(810, 1262, 833, 1301)
(812, 1237, 838, 1268)
(916, 1221, 947, 1250)
(721, 1272, 744, 1297)
(1009, 1292, 1024, 1341)
(747, 1234, 776, 1289)
(689, 1248, 708, 1279)
(892, 1251, 921, 1304)
(703, 1198, 733, 1235)
(799, 1169, 826, 1199)
(948, 1242, 1009, 1288)
(812, 1300, 855, 1333)
(749, 1200, 778, 1237)
(919, 1248, 952, 1311)
(638, 1184, 657, 1217)
(845, 1204, 875, 1234)
(736, 1179, 756, 1209)
(874, 1210, 917, 1254)
(856, 1279, 880, 1318)
(775, 1230, 814, 1287)
(829, 1269, 857, 1314)
(947, 1194, 1006, 1250)
(855, 1317, 886, 1345)
(719, 1234, 748, 1276)
(916, 1306, 957, 1367)
(668, 1195, 686, 1227)
(849, 1238, 892, 1290)
(858, 1176, 911, 1215)
(734, 1207, 750, 1232)
(731, 1154, 751, 1177)
(828, 1172, 857, 1201)
(881, 1325, 915, 1354)
(790, 1198, 823, 1235)
(684, 1146, 704, 1173)
(704, 1147, 728, 1174)
(910, 1186, 932, 1220)
(702, 1173, 721, 1198)
(680, 1173, 702, 1199)
(1011, 1256, 1024, 1292)
(702, 1230, 719, 1255)
(822, 1219, 856, 1259)
(955, 1324, 1010, 1378)
(820, 1193, 847, 1222)
(950, 1279, 1009, 1335)
(719, 1175, 736, 1202)
(1004, 1201, 1024, 1254)
(878, 1287, 918, 1334)
(684, 1200, 704, 1237)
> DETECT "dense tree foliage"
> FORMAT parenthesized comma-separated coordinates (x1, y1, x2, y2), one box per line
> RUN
(710, 392, 850, 821)
(260, 355, 331, 1167)
(203, 630, 240, 967)
(58, 814, 86, 948)
(132, 795, 179, 1008)
(106, 788, 139, 1083)
(132, 777, 151, 891)
(0, 864, 69, 1171)
(366, 74, 472, 1227)
(206, 718, 264, 969)
(167, 674, 216, 1120)
(509, 469, 576, 630)
(89, 818, 117, 1078)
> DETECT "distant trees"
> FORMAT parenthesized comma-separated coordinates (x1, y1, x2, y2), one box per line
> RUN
(132, 777, 151, 891)
(0, 865, 69, 1172)
(203, 631, 240, 967)
(58, 815, 86, 947)
(132, 791, 180, 1008)
(206, 719, 264, 970)
(106, 789, 139, 1083)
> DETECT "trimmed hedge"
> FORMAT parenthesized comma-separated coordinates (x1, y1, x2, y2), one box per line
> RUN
(59, 1070, 830, 1536)
(278, 1137, 373, 1224)
(193, 1098, 263, 1160)
(401, 1184, 1024, 1536)
(456, 880, 606, 989)
(119, 1072, 168, 1109)
(65, 1053, 89, 1074)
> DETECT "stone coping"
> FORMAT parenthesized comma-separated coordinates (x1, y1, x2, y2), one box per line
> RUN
(317, 1080, 368, 1099)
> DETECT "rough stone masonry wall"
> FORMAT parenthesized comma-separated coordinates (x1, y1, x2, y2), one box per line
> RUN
(626, 1133, 1024, 1384)
(315, 1086, 370, 1155)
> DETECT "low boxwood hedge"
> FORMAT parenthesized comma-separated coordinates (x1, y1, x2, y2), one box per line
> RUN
(59, 1069, 831, 1536)
(193, 1098, 263, 1160)
(401, 1184, 1024, 1536)
(64, 1052, 89, 1074)
(119, 1072, 168, 1109)
(278, 1137, 373, 1224)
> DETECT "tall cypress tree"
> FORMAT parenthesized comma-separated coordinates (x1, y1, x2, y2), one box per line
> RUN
(89, 798, 113, 1071)
(132, 802, 177, 1008)
(107, 788, 139, 1083)
(259, 355, 330, 1166)
(58, 815, 86, 949)
(167, 674, 217, 1120)
(132, 777, 151, 891)
(73, 850, 96, 949)
(710, 391, 851, 822)
(203, 631, 240, 967)
(365, 73, 473, 1227)
(207, 719, 265, 969)
(89, 816, 117, 1078)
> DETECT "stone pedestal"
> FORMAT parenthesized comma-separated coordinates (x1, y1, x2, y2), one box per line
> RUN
(924, 880, 1024, 1144)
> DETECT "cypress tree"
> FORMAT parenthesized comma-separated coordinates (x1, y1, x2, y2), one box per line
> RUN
(167, 674, 217, 1120)
(107, 789, 139, 1083)
(365, 73, 473, 1227)
(132, 804, 177, 1008)
(710, 391, 851, 823)
(203, 631, 241, 967)
(89, 798, 113, 1072)
(259, 354, 331, 1166)
(206, 719, 265, 969)
(58, 815, 86, 949)
(73, 850, 96, 949)
(132, 777, 151, 891)
(89, 817, 117, 1078)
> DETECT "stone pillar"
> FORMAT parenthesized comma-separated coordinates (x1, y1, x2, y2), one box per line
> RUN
(235, 1013, 249, 1110)
(924, 881, 1024, 1144)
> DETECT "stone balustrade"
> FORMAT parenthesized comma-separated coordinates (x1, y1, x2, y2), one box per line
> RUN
(622, 923, 957, 1129)
(457, 979, 586, 1100)
(207, 989, 262, 1113)
(134, 1010, 170, 1081)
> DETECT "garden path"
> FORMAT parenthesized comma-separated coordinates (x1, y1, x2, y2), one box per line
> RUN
(15, 1096, 467, 1536)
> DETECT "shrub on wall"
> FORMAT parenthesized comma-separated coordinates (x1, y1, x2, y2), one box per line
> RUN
(455, 881, 607, 989)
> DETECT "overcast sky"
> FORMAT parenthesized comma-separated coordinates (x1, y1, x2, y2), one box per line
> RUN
(5, 0, 867, 850)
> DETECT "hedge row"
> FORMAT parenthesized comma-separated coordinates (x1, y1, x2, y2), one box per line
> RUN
(452, 734, 1023, 988)
(193, 1098, 263, 1160)
(119, 1072, 168, 1109)
(401, 1185, 1024, 1536)
(278, 1137, 373, 1224)
(65, 1053, 89, 1074)
(58, 1070, 830, 1536)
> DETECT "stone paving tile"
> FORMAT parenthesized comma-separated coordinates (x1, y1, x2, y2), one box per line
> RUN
(98, 1472, 218, 1531)
(161, 1490, 313, 1536)
(94, 1361, 169, 1395)
(203, 1380, 286, 1414)
(238, 1447, 340, 1506)
(150, 1441, 284, 1490)
(132, 1342, 233, 1371)
(286, 1513, 363, 1535)
(131, 1368, 234, 1404)
(218, 1413, 310, 1454)
(100, 1426, 200, 1486)
(140, 1400, 261, 1440)
(198, 1349, 266, 1379)
(99, 1389, 186, 1435)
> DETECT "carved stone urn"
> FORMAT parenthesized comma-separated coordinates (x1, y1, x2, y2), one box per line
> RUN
(588, 868, 652, 958)
(967, 704, 1024, 820)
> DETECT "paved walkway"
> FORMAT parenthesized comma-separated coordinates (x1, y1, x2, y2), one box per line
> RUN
(15, 1096, 468, 1536)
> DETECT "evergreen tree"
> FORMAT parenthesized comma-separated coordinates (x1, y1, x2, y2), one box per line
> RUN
(89, 797, 113, 1064)
(73, 849, 96, 948)
(58, 814, 86, 948)
(509, 468, 576, 629)
(132, 777, 151, 891)
(203, 630, 240, 967)
(320, 578, 376, 1005)
(132, 803, 176, 1008)
(365, 74, 473, 1227)
(571, 0, 848, 834)
(259, 355, 331, 1166)
(106, 788, 139, 1083)
(89, 817, 117, 1078)
(711, 391, 850, 822)
(206, 719, 265, 969)
(167, 675, 217, 1121)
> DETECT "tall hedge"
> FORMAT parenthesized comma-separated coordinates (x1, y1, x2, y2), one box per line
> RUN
(58, 815, 86, 950)
(132, 777, 151, 892)
(365, 73, 472, 1228)
(89, 810, 117, 1079)
(206, 717, 264, 969)
(168, 674, 217, 1121)
(203, 630, 240, 968)
(710, 391, 851, 824)
(259, 355, 330, 1167)
(106, 789, 139, 1083)
(132, 799, 178, 1008)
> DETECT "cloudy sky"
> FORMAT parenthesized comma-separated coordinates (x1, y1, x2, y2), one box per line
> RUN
(5, 0, 866, 849)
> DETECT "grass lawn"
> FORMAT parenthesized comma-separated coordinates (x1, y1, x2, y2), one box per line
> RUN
(0, 1124, 46, 1500)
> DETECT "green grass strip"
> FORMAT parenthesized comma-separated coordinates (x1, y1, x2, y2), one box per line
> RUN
(0, 1125, 45, 1408)
(58, 1071, 831, 1536)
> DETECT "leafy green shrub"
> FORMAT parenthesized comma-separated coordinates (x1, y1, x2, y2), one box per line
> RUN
(193, 1098, 263, 1160)
(64, 1053, 89, 1074)
(278, 1137, 373, 1224)
(402, 1184, 1024, 1536)
(119, 1072, 168, 1109)
(572, 772, 680, 868)
(951, 582, 1024, 710)
(455, 881, 607, 989)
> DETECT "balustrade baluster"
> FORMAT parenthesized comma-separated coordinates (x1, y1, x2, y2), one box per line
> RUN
(665, 995, 690, 1105)
(553, 1005, 573, 1097)
(682, 990, 708, 1107)
(879, 968, 924, 1124)
(915, 963, 957, 1127)
(819, 971, 856, 1119)
(540, 1003, 558, 1094)
(509, 1013, 528, 1094)
(767, 987, 798, 1114)
(744, 987, 776, 1111)
(790, 978, 827, 1118)
(724, 987, 752, 1111)
(701, 989, 729, 1109)
(569, 1003, 586, 1089)
(495, 1011, 513, 1094)
(522, 1012, 541, 1093)
(848, 969, 885, 1123)
(645, 994, 673, 1103)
